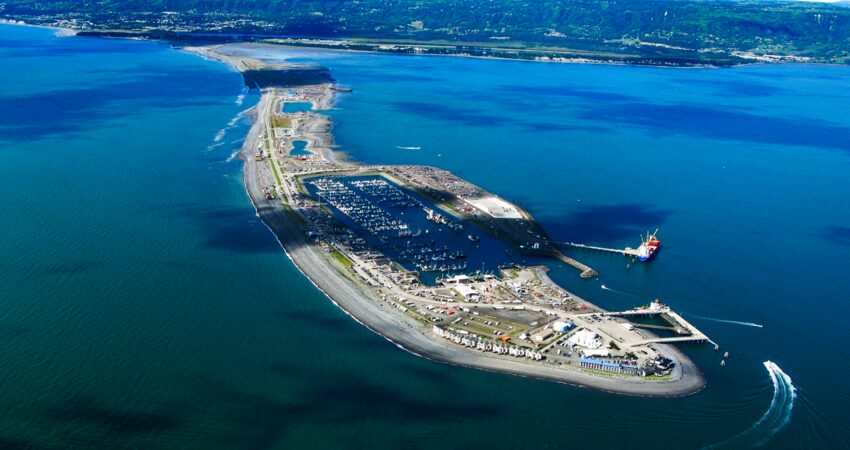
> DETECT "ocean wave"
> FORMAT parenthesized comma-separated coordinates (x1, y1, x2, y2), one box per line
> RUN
(206, 141, 226, 152)
(210, 110, 247, 145)
(706, 361, 796, 449)
(225, 148, 241, 162)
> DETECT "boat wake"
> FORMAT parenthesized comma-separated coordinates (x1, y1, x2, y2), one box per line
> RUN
(396, 146, 421, 150)
(691, 314, 763, 328)
(706, 361, 796, 449)
(600, 284, 638, 297)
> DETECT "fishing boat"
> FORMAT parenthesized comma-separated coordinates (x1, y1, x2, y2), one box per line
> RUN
(449, 251, 466, 260)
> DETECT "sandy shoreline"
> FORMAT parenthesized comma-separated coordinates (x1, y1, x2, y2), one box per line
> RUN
(238, 89, 705, 397)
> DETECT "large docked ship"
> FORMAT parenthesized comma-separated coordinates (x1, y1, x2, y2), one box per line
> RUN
(636, 229, 661, 261)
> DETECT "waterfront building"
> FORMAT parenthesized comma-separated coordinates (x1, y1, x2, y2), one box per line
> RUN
(580, 357, 644, 376)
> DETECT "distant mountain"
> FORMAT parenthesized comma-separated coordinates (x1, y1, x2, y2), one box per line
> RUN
(3, 0, 849, 64)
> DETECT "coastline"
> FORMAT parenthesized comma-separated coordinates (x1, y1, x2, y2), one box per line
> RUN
(0, 21, 759, 69)
(238, 88, 706, 397)
(0, 19, 75, 36)
(7, 21, 833, 69)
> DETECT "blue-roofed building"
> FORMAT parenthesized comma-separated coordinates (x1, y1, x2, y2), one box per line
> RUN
(580, 357, 645, 376)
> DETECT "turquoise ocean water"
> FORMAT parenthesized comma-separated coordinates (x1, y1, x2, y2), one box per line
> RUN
(1, 25, 849, 448)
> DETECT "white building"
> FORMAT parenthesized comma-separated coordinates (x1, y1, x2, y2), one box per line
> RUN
(445, 274, 472, 284)
(553, 321, 573, 333)
(567, 329, 602, 349)
(452, 284, 479, 301)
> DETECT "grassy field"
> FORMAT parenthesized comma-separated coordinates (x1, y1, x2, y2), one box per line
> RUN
(581, 367, 639, 379)
(269, 159, 282, 186)
(271, 116, 292, 128)
(330, 250, 353, 268)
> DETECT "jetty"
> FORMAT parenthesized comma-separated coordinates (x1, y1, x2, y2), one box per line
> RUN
(564, 230, 661, 263)
(553, 251, 599, 278)
(602, 300, 718, 348)
(564, 242, 641, 257)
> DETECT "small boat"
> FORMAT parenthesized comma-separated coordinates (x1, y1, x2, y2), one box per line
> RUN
(468, 234, 480, 244)
(449, 251, 466, 260)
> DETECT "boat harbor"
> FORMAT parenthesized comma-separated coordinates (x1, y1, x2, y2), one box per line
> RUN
(305, 175, 503, 277)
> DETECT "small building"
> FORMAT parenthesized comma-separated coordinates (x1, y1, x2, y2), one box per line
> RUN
(452, 284, 479, 301)
(649, 299, 665, 311)
(533, 330, 554, 343)
(444, 274, 472, 284)
(644, 355, 675, 375)
(552, 321, 573, 333)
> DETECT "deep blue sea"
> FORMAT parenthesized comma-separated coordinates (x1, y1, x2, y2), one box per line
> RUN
(2, 25, 849, 449)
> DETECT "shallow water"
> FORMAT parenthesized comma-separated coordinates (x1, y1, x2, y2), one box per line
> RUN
(2, 26, 849, 448)
(290, 140, 311, 156)
(283, 101, 313, 113)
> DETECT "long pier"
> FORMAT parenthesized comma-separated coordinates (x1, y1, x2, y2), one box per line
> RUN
(564, 242, 640, 257)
